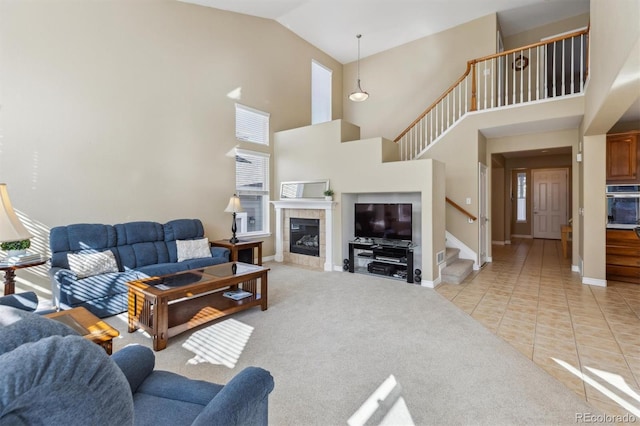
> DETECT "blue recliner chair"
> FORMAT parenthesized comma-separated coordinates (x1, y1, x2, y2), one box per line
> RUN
(0, 306, 275, 425)
(0, 291, 55, 314)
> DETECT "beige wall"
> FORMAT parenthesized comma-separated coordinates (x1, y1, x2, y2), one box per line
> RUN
(581, 134, 607, 283)
(342, 14, 498, 142)
(503, 13, 590, 50)
(0, 0, 343, 268)
(274, 120, 446, 284)
(584, 0, 640, 135)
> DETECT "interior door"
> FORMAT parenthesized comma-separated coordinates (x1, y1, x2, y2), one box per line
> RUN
(533, 168, 568, 239)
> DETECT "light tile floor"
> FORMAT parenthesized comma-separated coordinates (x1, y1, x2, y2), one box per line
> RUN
(436, 238, 640, 419)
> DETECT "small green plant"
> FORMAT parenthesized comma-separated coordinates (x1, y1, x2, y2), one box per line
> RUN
(323, 189, 334, 196)
(1, 239, 30, 251)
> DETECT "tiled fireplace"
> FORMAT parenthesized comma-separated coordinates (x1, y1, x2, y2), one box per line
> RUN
(271, 200, 336, 271)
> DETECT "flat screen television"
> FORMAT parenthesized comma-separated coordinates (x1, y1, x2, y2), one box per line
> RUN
(354, 203, 412, 241)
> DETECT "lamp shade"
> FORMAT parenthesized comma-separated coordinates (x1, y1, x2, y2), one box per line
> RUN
(0, 184, 32, 243)
(349, 81, 369, 102)
(224, 194, 244, 213)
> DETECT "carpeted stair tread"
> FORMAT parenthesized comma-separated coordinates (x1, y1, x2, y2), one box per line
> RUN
(442, 258, 474, 284)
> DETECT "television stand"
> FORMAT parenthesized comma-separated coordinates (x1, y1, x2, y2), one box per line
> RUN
(348, 240, 415, 283)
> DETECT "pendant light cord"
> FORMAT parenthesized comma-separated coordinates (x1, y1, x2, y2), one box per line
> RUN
(356, 34, 362, 84)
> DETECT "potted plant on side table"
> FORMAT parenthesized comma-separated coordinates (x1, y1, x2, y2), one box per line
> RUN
(1, 239, 31, 257)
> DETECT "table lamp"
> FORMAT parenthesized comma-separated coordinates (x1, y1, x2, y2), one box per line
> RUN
(224, 194, 244, 244)
(0, 183, 32, 247)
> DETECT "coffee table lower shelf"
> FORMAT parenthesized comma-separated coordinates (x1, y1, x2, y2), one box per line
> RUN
(127, 263, 268, 351)
(166, 292, 263, 337)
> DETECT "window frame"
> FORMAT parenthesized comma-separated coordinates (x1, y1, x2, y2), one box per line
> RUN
(234, 148, 270, 238)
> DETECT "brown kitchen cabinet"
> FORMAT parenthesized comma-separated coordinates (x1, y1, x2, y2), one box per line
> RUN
(606, 229, 640, 284)
(606, 131, 639, 183)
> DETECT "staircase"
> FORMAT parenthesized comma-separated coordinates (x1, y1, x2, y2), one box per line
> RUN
(441, 248, 474, 285)
(390, 29, 589, 282)
(394, 28, 589, 161)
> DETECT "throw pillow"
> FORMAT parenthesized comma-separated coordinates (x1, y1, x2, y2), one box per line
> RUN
(177, 238, 212, 262)
(67, 250, 119, 279)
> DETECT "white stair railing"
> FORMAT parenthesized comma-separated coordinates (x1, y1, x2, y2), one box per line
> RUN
(395, 28, 589, 161)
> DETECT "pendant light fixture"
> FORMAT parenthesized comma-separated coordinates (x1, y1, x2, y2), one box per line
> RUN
(349, 34, 369, 102)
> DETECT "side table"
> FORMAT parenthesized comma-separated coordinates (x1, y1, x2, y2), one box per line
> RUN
(211, 239, 263, 265)
(45, 307, 120, 355)
(0, 259, 48, 296)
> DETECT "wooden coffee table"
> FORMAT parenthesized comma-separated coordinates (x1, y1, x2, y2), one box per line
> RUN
(45, 306, 120, 354)
(126, 262, 269, 351)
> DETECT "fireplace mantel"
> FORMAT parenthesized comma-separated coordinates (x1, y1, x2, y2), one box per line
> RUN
(271, 200, 337, 271)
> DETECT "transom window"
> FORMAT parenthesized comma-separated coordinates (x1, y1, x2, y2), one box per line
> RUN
(235, 104, 270, 145)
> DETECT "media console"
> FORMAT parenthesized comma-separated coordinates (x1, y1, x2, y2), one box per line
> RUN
(348, 240, 415, 283)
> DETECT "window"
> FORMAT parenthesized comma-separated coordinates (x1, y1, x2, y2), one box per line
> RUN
(312, 60, 332, 124)
(516, 172, 527, 222)
(235, 104, 270, 145)
(234, 149, 270, 236)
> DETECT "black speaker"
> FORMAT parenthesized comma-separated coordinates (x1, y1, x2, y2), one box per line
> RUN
(414, 268, 422, 283)
(343, 259, 350, 271)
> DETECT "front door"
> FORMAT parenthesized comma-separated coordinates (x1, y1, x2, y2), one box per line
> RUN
(533, 168, 568, 239)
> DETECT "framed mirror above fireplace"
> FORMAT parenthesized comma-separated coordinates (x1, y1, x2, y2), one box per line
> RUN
(280, 179, 329, 200)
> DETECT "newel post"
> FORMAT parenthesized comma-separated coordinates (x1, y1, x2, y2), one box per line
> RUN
(470, 61, 477, 112)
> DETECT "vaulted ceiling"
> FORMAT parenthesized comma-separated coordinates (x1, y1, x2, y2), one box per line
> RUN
(179, 0, 590, 63)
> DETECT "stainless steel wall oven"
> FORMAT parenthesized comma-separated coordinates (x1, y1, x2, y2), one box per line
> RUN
(606, 185, 640, 228)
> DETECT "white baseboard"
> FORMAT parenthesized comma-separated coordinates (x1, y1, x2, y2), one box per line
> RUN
(582, 276, 607, 287)
(263, 255, 276, 263)
(505, 240, 511, 245)
(421, 276, 441, 288)
(511, 234, 533, 239)
(571, 265, 580, 273)
(492, 240, 506, 245)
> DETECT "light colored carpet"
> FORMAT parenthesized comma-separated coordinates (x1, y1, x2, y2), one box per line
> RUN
(105, 262, 599, 425)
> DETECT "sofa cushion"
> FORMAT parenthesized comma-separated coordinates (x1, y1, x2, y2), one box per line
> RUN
(50, 224, 117, 268)
(117, 241, 170, 269)
(164, 219, 205, 241)
(165, 219, 206, 263)
(183, 256, 228, 270)
(62, 270, 142, 306)
(115, 221, 164, 245)
(135, 262, 190, 277)
(132, 394, 205, 426)
(68, 250, 119, 279)
(177, 238, 212, 262)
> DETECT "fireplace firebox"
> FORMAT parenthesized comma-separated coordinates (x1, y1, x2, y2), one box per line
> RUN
(290, 218, 320, 257)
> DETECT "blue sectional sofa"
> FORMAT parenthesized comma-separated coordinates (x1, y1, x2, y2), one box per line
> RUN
(49, 219, 230, 317)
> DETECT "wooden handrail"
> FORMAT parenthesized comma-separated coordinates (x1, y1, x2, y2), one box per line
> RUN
(469, 28, 589, 65)
(446, 197, 477, 221)
(394, 27, 590, 144)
